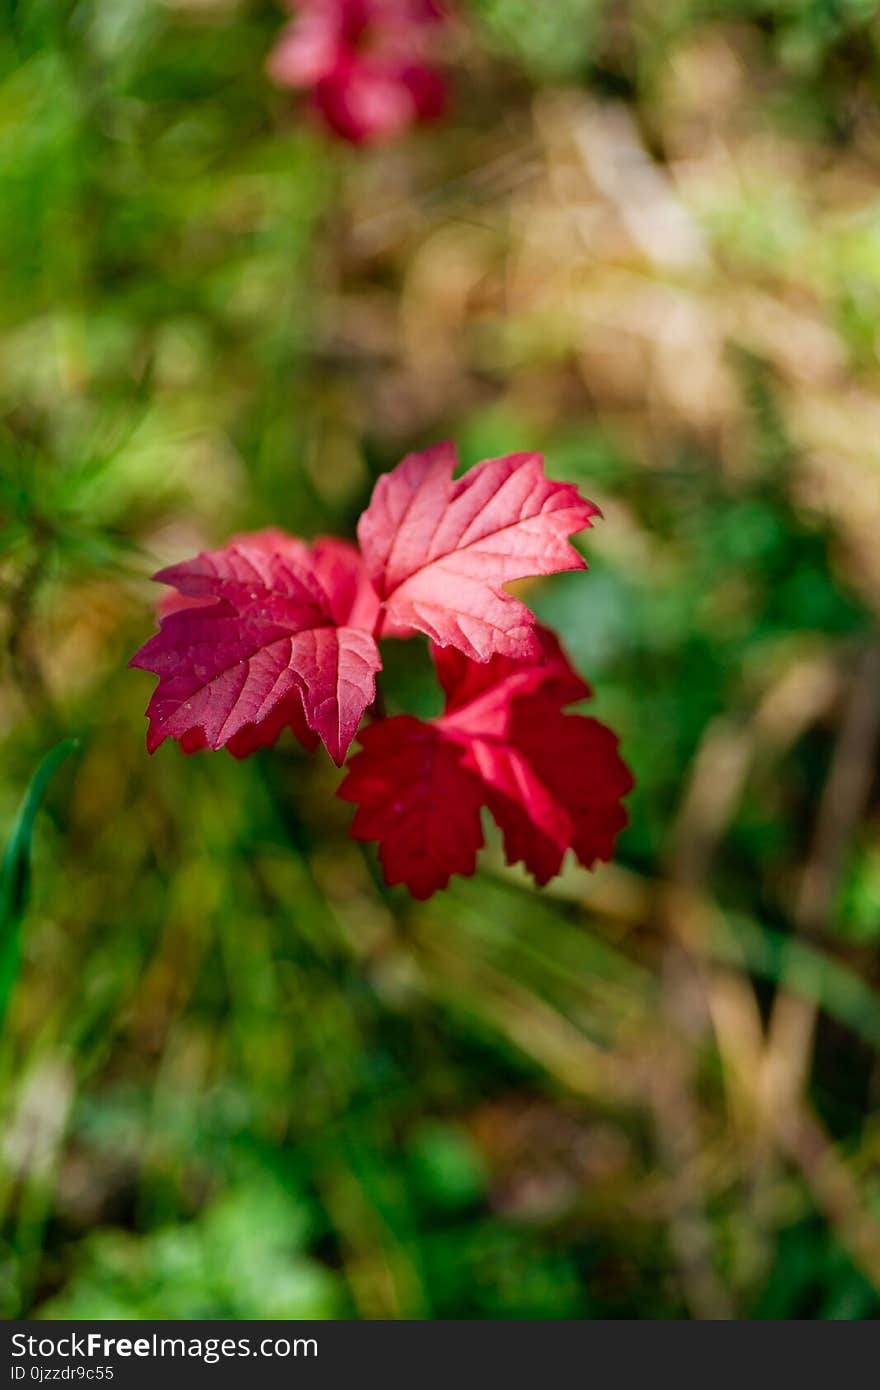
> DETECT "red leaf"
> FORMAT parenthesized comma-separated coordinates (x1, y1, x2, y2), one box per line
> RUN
(339, 627, 632, 897)
(339, 717, 485, 899)
(496, 707, 631, 875)
(308, 536, 381, 631)
(131, 532, 381, 765)
(155, 533, 322, 758)
(268, 0, 447, 146)
(432, 624, 591, 715)
(357, 443, 599, 661)
(454, 703, 631, 886)
(175, 694, 319, 758)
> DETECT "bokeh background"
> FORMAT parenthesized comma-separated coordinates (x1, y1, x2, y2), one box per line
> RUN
(4, 0, 880, 1320)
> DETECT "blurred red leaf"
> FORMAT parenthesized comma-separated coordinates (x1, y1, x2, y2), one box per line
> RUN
(268, 0, 448, 145)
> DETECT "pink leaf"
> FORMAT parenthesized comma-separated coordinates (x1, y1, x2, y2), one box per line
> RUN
(154, 532, 325, 758)
(131, 532, 381, 765)
(357, 443, 599, 660)
(177, 693, 319, 758)
(308, 536, 381, 630)
(288, 624, 383, 766)
(228, 692, 320, 757)
(340, 627, 631, 896)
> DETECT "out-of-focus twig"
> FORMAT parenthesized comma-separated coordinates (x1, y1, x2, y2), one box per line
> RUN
(775, 1102, 880, 1289)
(761, 642, 880, 1118)
(649, 955, 735, 1319)
(407, 935, 638, 1106)
(534, 93, 711, 273)
(655, 649, 857, 1303)
(349, 143, 542, 255)
(671, 653, 842, 890)
(745, 641, 880, 1293)
(665, 652, 845, 1124)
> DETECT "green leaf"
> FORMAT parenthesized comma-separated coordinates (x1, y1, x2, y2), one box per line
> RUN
(0, 738, 77, 1031)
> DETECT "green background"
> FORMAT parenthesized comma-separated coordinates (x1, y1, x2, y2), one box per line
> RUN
(3, 0, 880, 1319)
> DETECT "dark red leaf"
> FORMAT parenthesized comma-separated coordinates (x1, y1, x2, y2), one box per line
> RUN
(339, 716, 485, 899)
(339, 627, 632, 896)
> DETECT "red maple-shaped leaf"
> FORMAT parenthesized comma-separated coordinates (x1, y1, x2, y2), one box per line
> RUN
(339, 627, 632, 897)
(131, 531, 380, 766)
(171, 688, 321, 759)
(337, 717, 487, 901)
(154, 533, 321, 759)
(356, 443, 599, 661)
(432, 625, 592, 716)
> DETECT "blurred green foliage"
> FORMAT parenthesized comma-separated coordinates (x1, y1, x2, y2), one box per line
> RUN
(0, 740, 76, 1031)
(3, 0, 880, 1321)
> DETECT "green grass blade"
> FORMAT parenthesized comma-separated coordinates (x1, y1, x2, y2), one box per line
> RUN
(0, 739, 77, 1030)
